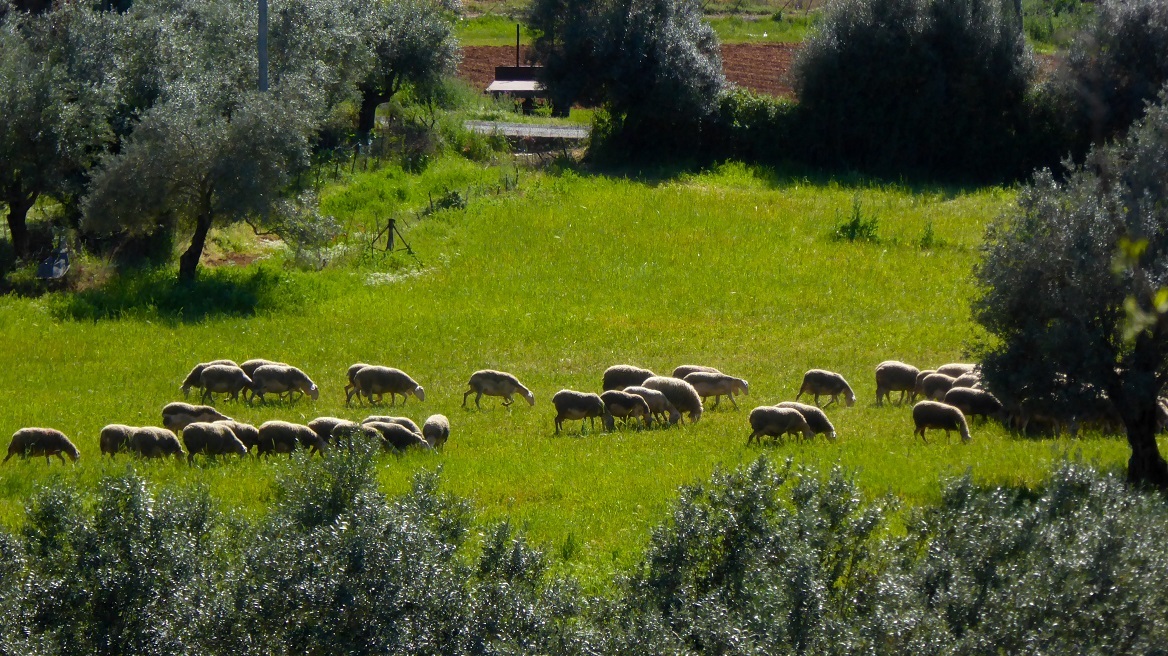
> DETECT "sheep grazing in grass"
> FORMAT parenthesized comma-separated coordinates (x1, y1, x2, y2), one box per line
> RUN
(257, 421, 325, 456)
(937, 363, 977, 378)
(365, 421, 431, 452)
(641, 376, 703, 424)
(912, 401, 971, 444)
(552, 390, 607, 433)
(330, 420, 383, 443)
(747, 407, 813, 445)
(922, 373, 957, 401)
(128, 427, 183, 459)
(776, 401, 837, 441)
(671, 364, 720, 379)
(361, 415, 422, 436)
(308, 416, 348, 445)
(251, 364, 320, 403)
(100, 424, 136, 457)
(199, 364, 253, 404)
(623, 386, 682, 426)
(214, 420, 260, 452)
(600, 390, 652, 430)
(683, 371, 749, 409)
(602, 365, 656, 392)
(914, 369, 937, 401)
(951, 372, 981, 389)
(240, 358, 284, 378)
(422, 414, 450, 448)
(4, 428, 80, 464)
(344, 363, 371, 398)
(181, 422, 248, 464)
(162, 402, 231, 432)
(797, 369, 856, 408)
(463, 370, 534, 408)
(944, 387, 1005, 423)
(349, 366, 425, 406)
(181, 360, 239, 398)
(875, 360, 920, 406)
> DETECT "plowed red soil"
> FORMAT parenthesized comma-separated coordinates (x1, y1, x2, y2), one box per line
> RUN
(459, 44, 799, 99)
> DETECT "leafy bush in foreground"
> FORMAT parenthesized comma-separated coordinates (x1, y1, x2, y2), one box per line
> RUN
(0, 448, 1165, 654)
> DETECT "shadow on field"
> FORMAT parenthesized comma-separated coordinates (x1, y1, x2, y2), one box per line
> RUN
(53, 265, 291, 323)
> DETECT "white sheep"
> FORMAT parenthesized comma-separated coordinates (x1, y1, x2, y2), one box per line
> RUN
(936, 363, 977, 378)
(875, 360, 920, 406)
(199, 364, 253, 404)
(4, 428, 80, 464)
(921, 373, 957, 401)
(599, 390, 653, 430)
(682, 371, 749, 409)
(797, 369, 856, 408)
(912, 401, 971, 443)
(641, 376, 703, 423)
(349, 366, 425, 406)
(100, 424, 136, 457)
(128, 427, 183, 459)
(602, 365, 656, 391)
(257, 421, 326, 456)
(422, 415, 450, 448)
(180, 359, 239, 398)
(552, 390, 607, 433)
(251, 364, 320, 403)
(361, 415, 422, 436)
(364, 421, 431, 452)
(463, 370, 534, 408)
(162, 402, 231, 432)
(623, 386, 682, 426)
(775, 401, 837, 440)
(671, 364, 721, 379)
(181, 422, 248, 464)
(747, 406, 813, 445)
(943, 387, 1005, 423)
(344, 363, 371, 398)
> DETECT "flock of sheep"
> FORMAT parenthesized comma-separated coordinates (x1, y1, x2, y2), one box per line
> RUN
(3, 355, 1007, 465)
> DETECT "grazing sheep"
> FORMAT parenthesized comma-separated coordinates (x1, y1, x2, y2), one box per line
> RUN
(422, 415, 450, 448)
(199, 364, 253, 404)
(349, 366, 425, 406)
(875, 360, 920, 406)
(943, 387, 1005, 423)
(181, 422, 248, 464)
(240, 358, 284, 378)
(776, 401, 837, 441)
(641, 376, 703, 423)
(951, 372, 981, 389)
(600, 390, 652, 430)
(912, 401, 971, 443)
(251, 364, 320, 403)
(100, 424, 136, 457)
(215, 420, 260, 452)
(162, 402, 231, 432)
(4, 428, 80, 464)
(128, 427, 183, 459)
(683, 371, 749, 409)
(921, 373, 958, 401)
(914, 369, 937, 401)
(671, 364, 721, 379)
(602, 365, 656, 392)
(552, 390, 607, 433)
(364, 421, 431, 452)
(937, 363, 977, 378)
(361, 415, 422, 436)
(623, 386, 683, 426)
(308, 416, 348, 445)
(344, 363, 371, 398)
(181, 360, 239, 398)
(463, 370, 534, 408)
(747, 407, 813, 445)
(796, 369, 856, 408)
(329, 420, 383, 443)
(257, 421, 325, 456)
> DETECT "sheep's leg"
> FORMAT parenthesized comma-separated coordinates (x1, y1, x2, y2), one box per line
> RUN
(822, 394, 836, 408)
(475, 391, 483, 408)
(728, 394, 739, 410)
(346, 388, 356, 406)
(711, 395, 720, 409)
(747, 430, 759, 445)
(502, 394, 514, 406)
(56, 452, 66, 464)
(463, 388, 473, 407)
(555, 416, 562, 433)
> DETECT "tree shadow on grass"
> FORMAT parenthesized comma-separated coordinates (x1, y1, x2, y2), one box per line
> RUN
(53, 264, 293, 323)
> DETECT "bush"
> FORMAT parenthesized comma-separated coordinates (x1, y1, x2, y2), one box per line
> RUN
(794, 0, 1038, 181)
(1058, 0, 1168, 149)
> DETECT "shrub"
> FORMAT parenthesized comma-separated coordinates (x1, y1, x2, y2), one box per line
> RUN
(1058, 0, 1168, 148)
(794, 0, 1037, 180)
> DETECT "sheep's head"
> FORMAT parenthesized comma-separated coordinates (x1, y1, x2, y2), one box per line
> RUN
(307, 384, 320, 401)
(65, 444, 80, 462)
(737, 379, 750, 396)
(844, 390, 856, 407)
(523, 390, 535, 406)
(413, 386, 426, 402)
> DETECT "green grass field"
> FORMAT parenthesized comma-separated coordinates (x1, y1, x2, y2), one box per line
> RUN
(455, 12, 814, 46)
(0, 157, 1145, 587)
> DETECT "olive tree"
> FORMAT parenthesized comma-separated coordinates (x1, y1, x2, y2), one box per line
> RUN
(974, 89, 1168, 487)
(0, 4, 116, 258)
(82, 89, 312, 282)
(528, 0, 723, 154)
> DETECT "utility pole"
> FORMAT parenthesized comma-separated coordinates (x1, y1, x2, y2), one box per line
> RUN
(258, 0, 269, 91)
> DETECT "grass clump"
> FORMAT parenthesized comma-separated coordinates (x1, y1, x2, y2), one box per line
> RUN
(831, 194, 880, 243)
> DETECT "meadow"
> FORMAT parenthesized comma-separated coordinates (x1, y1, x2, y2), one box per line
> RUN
(0, 157, 1146, 587)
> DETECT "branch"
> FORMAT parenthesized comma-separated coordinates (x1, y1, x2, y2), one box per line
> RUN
(245, 218, 280, 238)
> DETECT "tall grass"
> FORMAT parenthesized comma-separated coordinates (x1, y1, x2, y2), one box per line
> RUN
(0, 157, 1147, 586)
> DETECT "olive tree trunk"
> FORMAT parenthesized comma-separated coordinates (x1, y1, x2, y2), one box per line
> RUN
(4, 187, 38, 259)
(178, 211, 213, 284)
(1124, 405, 1168, 488)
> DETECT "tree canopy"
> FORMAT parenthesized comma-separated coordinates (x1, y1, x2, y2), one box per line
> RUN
(974, 88, 1168, 486)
